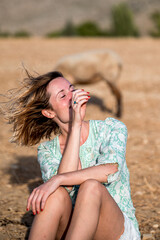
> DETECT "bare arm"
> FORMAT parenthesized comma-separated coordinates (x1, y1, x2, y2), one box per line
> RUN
(59, 163, 118, 186)
(27, 163, 118, 213)
(57, 89, 89, 174)
(57, 124, 81, 173)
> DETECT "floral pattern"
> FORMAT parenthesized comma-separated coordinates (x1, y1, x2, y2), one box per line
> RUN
(37, 117, 140, 237)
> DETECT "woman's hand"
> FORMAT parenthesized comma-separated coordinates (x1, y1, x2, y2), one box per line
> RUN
(105, 163, 119, 176)
(26, 175, 62, 214)
(72, 89, 90, 126)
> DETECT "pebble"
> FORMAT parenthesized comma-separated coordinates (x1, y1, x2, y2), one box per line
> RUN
(134, 191, 144, 196)
(142, 233, 155, 240)
(7, 207, 13, 211)
(153, 224, 159, 229)
(143, 138, 148, 145)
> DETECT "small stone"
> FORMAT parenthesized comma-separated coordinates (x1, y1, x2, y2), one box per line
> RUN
(150, 230, 155, 234)
(7, 207, 13, 211)
(143, 138, 148, 145)
(153, 224, 159, 229)
(142, 233, 155, 240)
(134, 191, 144, 196)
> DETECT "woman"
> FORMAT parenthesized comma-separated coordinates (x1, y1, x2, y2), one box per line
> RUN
(4, 70, 140, 240)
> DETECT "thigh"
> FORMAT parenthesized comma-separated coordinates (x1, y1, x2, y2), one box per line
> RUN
(29, 187, 72, 240)
(93, 184, 124, 240)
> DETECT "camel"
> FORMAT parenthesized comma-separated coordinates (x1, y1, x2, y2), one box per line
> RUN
(54, 49, 123, 117)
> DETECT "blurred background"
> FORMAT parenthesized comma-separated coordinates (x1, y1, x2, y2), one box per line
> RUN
(0, 0, 160, 37)
(0, 1, 160, 239)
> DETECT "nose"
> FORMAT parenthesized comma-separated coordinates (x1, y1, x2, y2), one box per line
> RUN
(68, 90, 72, 100)
(67, 90, 73, 108)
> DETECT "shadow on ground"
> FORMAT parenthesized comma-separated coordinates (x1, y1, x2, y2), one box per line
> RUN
(8, 155, 42, 186)
(88, 95, 113, 113)
(7, 155, 43, 239)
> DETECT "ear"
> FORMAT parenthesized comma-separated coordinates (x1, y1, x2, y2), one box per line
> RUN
(41, 109, 56, 119)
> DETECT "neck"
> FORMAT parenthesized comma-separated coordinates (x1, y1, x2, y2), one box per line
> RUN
(58, 120, 88, 145)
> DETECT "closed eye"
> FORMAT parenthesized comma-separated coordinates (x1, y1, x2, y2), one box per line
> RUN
(61, 95, 66, 98)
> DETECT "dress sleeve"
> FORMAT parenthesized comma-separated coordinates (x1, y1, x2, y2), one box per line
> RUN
(37, 142, 75, 194)
(96, 118, 128, 184)
(37, 142, 60, 183)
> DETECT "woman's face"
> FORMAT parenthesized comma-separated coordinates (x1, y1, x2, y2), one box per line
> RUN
(45, 77, 87, 125)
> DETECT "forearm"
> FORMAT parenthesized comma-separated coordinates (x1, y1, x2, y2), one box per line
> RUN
(58, 163, 118, 186)
(58, 124, 81, 174)
(27, 163, 118, 212)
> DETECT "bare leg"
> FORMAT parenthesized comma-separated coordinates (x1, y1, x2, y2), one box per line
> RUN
(29, 187, 72, 240)
(65, 180, 124, 240)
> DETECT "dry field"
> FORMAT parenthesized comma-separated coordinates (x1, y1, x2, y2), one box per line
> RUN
(0, 37, 160, 239)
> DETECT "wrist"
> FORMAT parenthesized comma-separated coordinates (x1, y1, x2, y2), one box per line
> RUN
(71, 122, 82, 131)
(50, 174, 64, 187)
(56, 173, 64, 186)
(58, 173, 66, 186)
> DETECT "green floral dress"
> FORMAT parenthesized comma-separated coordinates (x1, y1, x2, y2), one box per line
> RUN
(38, 117, 140, 237)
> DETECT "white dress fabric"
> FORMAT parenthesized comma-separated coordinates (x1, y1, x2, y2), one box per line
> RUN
(119, 212, 140, 240)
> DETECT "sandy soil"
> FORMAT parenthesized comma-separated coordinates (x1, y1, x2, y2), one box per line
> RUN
(0, 37, 160, 240)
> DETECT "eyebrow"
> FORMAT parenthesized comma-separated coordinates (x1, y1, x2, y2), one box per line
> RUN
(56, 84, 74, 97)
(69, 84, 74, 89)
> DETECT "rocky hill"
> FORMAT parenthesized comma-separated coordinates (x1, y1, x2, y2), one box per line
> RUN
(0, 0, 160, 35)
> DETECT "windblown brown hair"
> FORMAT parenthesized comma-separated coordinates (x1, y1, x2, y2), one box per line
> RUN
(1, 70, 64, 146)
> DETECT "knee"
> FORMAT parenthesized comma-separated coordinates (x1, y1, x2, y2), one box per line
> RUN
(46, 187, 72, 211)
(79, 179, 102, 200)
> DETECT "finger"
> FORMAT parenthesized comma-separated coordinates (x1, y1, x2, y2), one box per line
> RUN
(75, 98, 89, 109)
(41, 193, 50, 211)
(72, 89, 86, 94)
(73, 95, 90, 105)
(31, 189, 40, 215)
(72, 89, 89, 100)
(72, 94, 90, 107)
(73, 90, 89, 99)
(35, 191, 45, 214)
(27, 188, 37, 211)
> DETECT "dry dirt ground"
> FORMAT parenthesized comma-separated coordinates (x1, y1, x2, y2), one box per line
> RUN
(0, 38, 159, 240)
